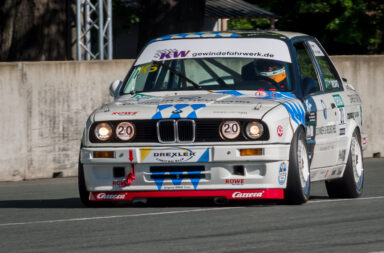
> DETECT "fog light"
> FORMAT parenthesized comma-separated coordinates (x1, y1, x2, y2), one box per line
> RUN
(93, 151, 115, 158)
(239, 148, 263, 156)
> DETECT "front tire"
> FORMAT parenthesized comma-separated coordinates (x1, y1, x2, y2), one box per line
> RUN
(285, 127, 310, 204)
(325, 130, 364, 198)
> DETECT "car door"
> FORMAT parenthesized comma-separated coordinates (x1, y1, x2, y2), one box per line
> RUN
(293, 41, 339, 169)
(307, 40, 349, 166)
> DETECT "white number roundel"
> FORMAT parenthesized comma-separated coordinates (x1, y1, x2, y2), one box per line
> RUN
(116, 122, 135, 141)
(220, 121, 240, 139)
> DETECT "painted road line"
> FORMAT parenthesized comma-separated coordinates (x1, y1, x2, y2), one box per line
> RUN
(308, 195, 384, 204)
(0, 196, 383, 227)
(0, 206, 243, 227)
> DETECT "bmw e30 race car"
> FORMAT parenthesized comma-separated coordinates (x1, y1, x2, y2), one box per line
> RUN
(78, 31, 367, 206)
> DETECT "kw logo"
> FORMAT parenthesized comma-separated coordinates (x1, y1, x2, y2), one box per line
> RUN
(159, 50, 190, 60)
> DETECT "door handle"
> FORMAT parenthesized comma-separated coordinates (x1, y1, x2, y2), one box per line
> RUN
(331, 103, 336, 109)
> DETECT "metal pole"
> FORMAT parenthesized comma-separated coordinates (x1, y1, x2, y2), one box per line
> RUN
(98, 0, 104, 60)
(76, 0, 82, 60)
(107, 0, 113, 59)
(85, 0, 91, 60)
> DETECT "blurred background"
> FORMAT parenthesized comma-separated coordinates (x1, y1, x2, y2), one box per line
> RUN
(1, 0, 383, 181)
(1, 0, 383, 62)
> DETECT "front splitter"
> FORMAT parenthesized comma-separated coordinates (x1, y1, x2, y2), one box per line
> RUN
(90, 189, 284, 201)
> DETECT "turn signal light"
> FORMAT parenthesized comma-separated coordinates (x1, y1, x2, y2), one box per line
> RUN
(93, 151, 115, 158)
(239, 148, 263, 156)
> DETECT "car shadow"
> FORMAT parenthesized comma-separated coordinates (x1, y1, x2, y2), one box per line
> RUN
(0, 195, 330, 209)
(309, 195, 330, 200)
(0, 197, 282, 208)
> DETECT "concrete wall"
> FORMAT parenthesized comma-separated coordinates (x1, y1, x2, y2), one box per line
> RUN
(0, 56, 381, 181)
(0, 60, 134, 181)
(331, 56, 383, 157)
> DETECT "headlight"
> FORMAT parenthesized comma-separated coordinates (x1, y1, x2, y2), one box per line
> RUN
(245, 121, 264, 139)
(94, 123, 113, 141)
(220, 121, 241, 140)
(116, 122, 135, 141)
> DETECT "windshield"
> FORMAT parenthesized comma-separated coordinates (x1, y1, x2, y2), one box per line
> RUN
(122, 38, 293, 94)
(123, 58, 293, 93)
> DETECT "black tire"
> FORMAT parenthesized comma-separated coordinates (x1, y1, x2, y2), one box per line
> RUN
(285, 127, 311, 204)
(325, 130, 364, 198)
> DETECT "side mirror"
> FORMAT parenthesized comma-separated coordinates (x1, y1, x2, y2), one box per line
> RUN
(302, 77, 319, 96)
(109, 80, 122, 97)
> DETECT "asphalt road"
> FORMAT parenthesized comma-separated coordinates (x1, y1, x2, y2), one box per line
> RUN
(0, 159, 383, 253)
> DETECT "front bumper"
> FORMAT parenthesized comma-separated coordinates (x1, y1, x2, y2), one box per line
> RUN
(80, 144, 290, 200)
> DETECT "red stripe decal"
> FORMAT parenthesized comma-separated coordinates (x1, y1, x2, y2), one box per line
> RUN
(129, 150, 133, 162)
(90, 189, 284, 201)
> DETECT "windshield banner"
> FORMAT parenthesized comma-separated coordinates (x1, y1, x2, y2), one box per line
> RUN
(135, 38, 292, 66)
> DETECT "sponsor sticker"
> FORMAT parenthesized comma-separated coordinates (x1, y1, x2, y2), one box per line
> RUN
(232, 191, 264, 199)
(141, 147, 210, 163)
(338, 149, 346, 162)
(348, 94, 361, 103)
(316, 125, 336, 135)
(135, 38, 292, 66)
(347, 112, 359, 119)
(277, 125, 283, 137)
(320, 99, 327, 119)
(131, 93, 158, 99)
(332, 94, 344, 107)
(225, 179, 245, 185)
(155, 49, 190, 60)
(308, 41, 324, 56)
(338, 107, 346, 124)
(278, 162, 287, 185)
(112, 112, 138, 116)
(96, 193, 125, 200)
(254, 91, 268, 97)
(138, 64, 159, 75)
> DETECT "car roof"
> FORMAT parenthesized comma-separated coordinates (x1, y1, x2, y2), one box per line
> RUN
(147, 30, 310, 44)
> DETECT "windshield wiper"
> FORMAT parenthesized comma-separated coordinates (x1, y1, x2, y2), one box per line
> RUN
(153, 60, 202, 90)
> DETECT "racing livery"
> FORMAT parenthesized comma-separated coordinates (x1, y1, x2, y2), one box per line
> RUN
(79, 31, 367, 205)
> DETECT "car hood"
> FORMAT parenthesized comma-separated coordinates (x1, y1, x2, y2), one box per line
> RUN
(93, 90, 297, 121)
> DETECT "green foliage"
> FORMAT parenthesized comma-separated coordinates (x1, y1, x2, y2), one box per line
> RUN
(228, 18, 271, 30)
(243, 0, 384, 54)
(113, 0, 140, 34)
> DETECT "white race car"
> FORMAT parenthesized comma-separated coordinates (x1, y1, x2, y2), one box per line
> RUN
(79, 31, 367, 206)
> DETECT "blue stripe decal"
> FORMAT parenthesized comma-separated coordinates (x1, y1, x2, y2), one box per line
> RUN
(197, 149, 210, 162)
(152, 104, 207, 119)
(282, 101, 305, 126)
(154, 173, 165, 190)
(174, 104, 189, 110)
(170, 172, 183, 186)
(186, 111, 197, 119)
(189, 171, 201, 190)
(214, 90, 244, 97)
(152, 111, 163, 120)
(190, 104, 206, 110)
(170, 113, 181, 119)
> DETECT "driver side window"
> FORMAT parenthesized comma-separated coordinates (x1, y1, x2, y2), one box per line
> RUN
(294, 42, 321, 96)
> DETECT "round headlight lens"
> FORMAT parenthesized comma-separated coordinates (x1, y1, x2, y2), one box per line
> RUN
(245, 121, 264, 139)
(116, 122, 135, 141)
(220, 121, 241, 140)
(94, 123, 113, 141)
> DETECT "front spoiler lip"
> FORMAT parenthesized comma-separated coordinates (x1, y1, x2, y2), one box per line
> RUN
(89, 189, 284, 201)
